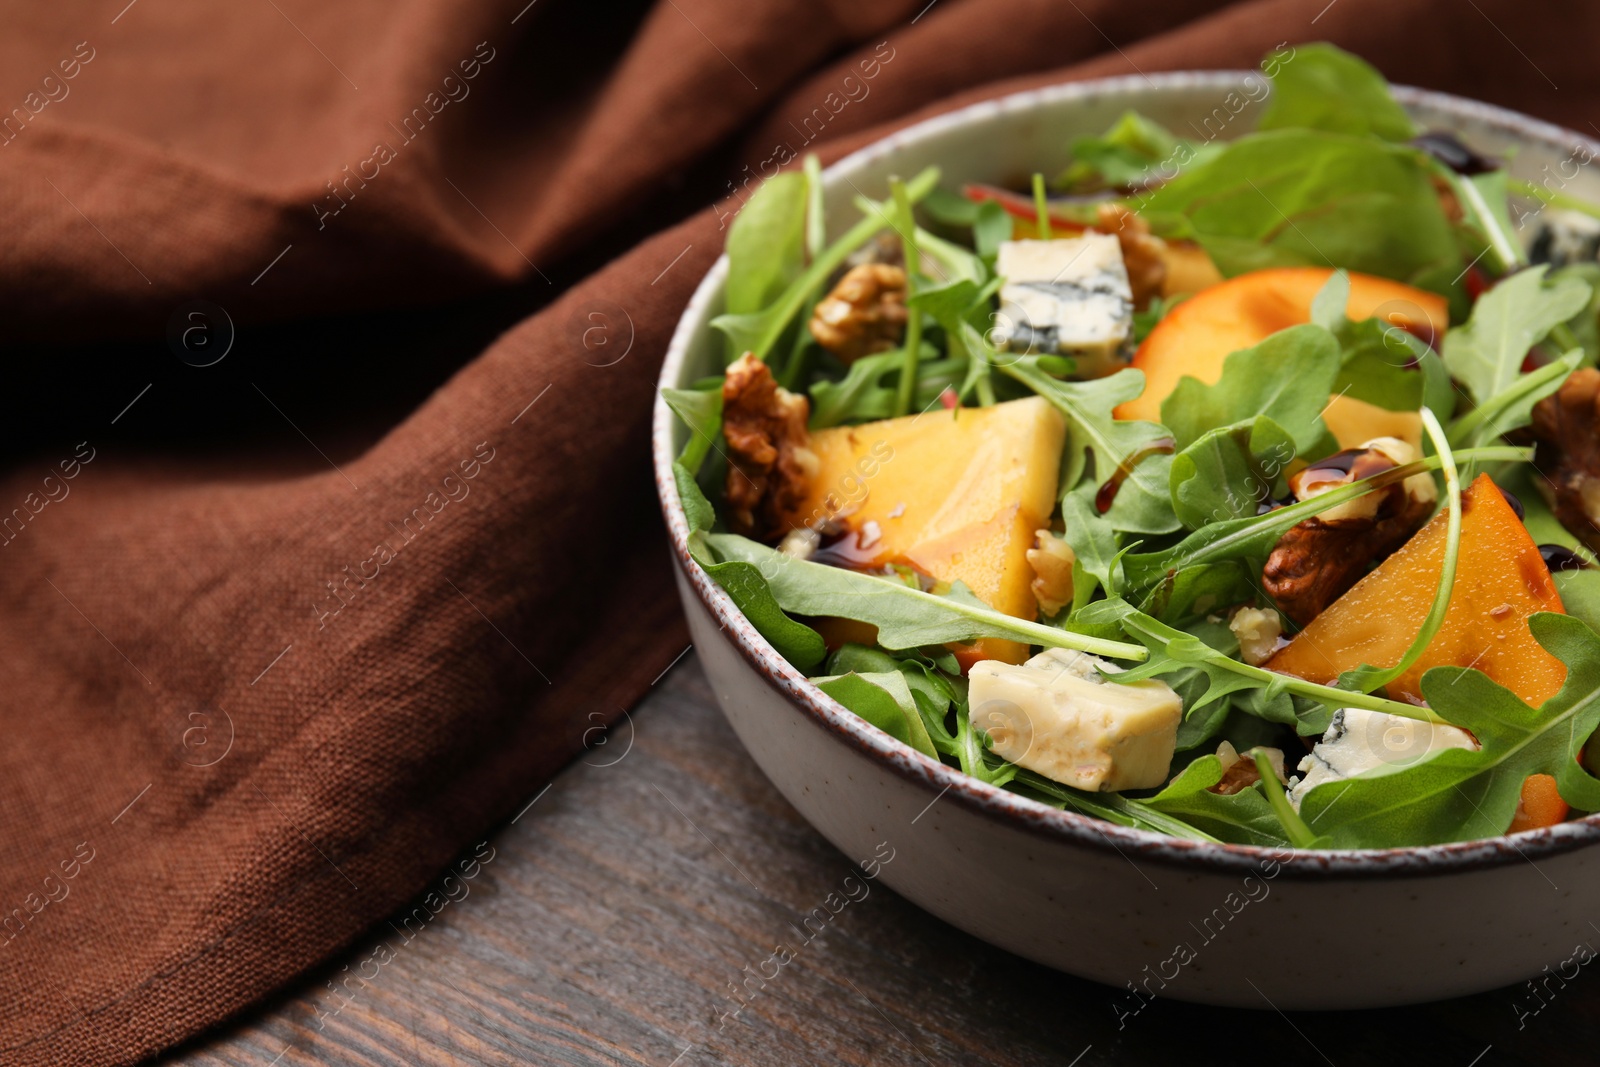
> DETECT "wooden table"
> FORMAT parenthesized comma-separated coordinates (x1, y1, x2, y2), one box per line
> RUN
(173, 656, 1597, 1066)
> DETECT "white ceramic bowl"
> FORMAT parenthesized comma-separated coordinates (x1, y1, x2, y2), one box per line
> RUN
(653, 71, 1600, 1009)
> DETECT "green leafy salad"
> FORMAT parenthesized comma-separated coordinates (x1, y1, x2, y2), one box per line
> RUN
(667, 43, 1600, 849)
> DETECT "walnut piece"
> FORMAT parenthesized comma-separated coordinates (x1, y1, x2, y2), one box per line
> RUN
(722, 353, 818, 540)
(1209, 741, 1287, 795)
(808, 263, 908, 364)
(1262, 438, 1435, 626)
(1027, 529, 1076, 617)
(1096, 202, 1166, 311)
(1228, 606, 1285, 666)
(1531, 367, 1600, 553)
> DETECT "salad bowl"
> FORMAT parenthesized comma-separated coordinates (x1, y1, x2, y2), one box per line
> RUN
(652, 70, 1600, 1009)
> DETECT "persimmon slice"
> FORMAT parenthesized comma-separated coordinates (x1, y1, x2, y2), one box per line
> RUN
(779, 396, 1066, 665)
(1508, 774, 1569, 833)
(1266, 474, 1568, 707)
(1116, 267, 1450, 444)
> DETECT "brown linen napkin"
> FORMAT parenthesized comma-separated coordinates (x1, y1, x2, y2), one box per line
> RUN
(0, 1, 1595, 1063)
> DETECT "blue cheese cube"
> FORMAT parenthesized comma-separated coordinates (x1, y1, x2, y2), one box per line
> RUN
(1287, 707, 1477, 810)
(1528, 209, 1600, 267)
(967, 648, 1181, 791)
(993, 234, 1134, 376)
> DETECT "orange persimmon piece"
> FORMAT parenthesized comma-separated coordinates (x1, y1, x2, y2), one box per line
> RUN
(780, 397, 1066, 665)
(1265, 474, 1568, 707)
(1115, 267, 1450, 443)
(1508, 774, 1569, 834)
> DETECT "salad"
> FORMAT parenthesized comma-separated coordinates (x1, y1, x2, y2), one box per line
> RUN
(667, 43, 1600, 850)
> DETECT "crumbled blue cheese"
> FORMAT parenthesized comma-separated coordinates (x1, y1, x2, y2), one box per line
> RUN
(993, 234, 1133, 376)
(967, 648, 1181, 791)
(1287, 707, 1478, 810)
(1529, 209, 1600, 267)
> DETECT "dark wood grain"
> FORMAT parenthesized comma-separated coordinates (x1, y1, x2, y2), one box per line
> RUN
(170, 656, 1600, 1067)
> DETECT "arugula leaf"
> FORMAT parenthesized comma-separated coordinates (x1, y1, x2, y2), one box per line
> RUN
(776, 161, 830, 390)
(973, 200, 1013, 262)
(1308, 269, 1452, 416)
(1120, 444, 1531, 601)
(910, 277, 1001, 404)
(919, 186, 979, 226)
(1552, 564, 1600, 640)
(1176, 691, 1299, 754)
(1137, 130, 1459, 288)
(890, 177, 925, 418)
(1551, 262, 1600, 366)
(825, 643, 1036, 793)
(674, 459, 718, 535)
(724, 172, 808, 315)
(1160, 324, 1339, 456)
(1108, 601, 1439, 731)
(827, 644, 966, 717)
(803, 153, 825, 261)
(1441, 261, 1592, 447)
(1169, 669, 1236, 751)
(906, 276, 982, 324)
(1339, 408, 1460, 695)
(993, 761, 1223, 841)
(1139, 561, 1259, 628)
(1308, 267, 1352, 329)
(812, 671, 939, 758)
(909, 277, 1004, 406)
(827, 643, 900, 675)
(846, 186, 989, 288)
(1441, 265, 1591, 409)
(699, 558, 827, 670)
(1056, 110, 1220, 195)
(1059, 486, 1124, 605)
(918, 190, 1012, 263)
(1001, 358, 1181, 534)
(702, 532, 1150, 661)
(951, 706, 1018, 786)
(1169, 416, 1296, 530)
(1257, 42, 1415, 142)
(1451, 168, 1524, 275)
(807, 345, 958, 428)
(1333, 318, 1449, 413)
(1137, 619, 1297, 746)
(1145, 756, 1290, 847)
(675, 464, 826, 669)
(1299, 613, 1600, 848)
(662, 386, 723, 476)
(1448, 349, 1582, 449)
(1034, 173, 1057, 239)
(829, 644, 971, 759)
(712, 166, 940, 361)
(826, 643, 1002, 783)
(1094, 600, 1299, 721)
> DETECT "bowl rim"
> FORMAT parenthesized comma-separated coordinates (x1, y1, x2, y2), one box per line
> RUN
(652, 68, 1600, 879)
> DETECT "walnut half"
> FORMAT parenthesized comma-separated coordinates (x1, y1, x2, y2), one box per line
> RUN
(1027, 529, 1076, 617)
(1262, 438, 1436, 626)
(809, 263, 908, 364)
(1209, 741, 1287, 795)
(1531, 366, 1600, 553)
(722, 353, 818, 540)
(1096, 202, 1166, 311)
